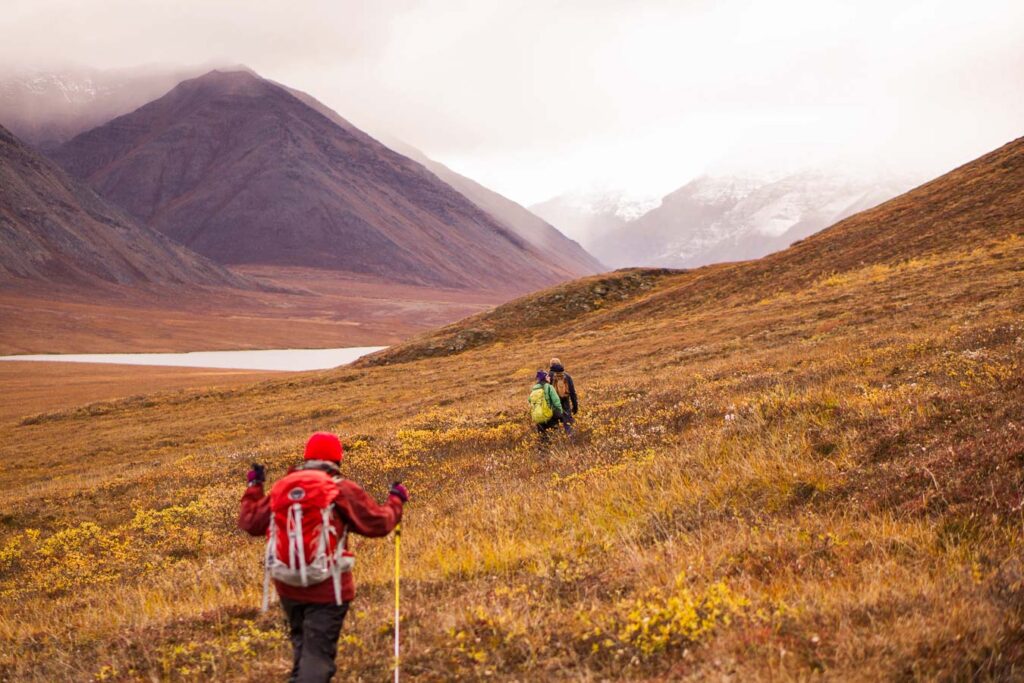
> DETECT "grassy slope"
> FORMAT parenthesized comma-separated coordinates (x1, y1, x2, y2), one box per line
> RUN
(0, 139, 1022, 681)
(0, 362, 283, 423)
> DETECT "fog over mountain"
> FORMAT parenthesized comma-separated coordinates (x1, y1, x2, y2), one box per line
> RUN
(0, 64, 210, 150)
(380, 138, 604, 274)
(530, 190, 661, 246)
(1, 0, 1021, 207)
(1, 1, 1021, 276)
(273, 87, 603, 275)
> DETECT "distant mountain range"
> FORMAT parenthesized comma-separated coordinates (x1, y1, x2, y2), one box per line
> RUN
(0, 124, 244, 290)
(533, 173, 915, 269)
(47, 69, 597, 292)
(0, 64, 929, 295)
(377, 134, 1024, 366)
(530, 189, 661, 246)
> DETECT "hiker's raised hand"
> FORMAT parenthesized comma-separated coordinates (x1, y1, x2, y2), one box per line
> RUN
(389, 482, 409, 503)
(247, 463, 266, 486)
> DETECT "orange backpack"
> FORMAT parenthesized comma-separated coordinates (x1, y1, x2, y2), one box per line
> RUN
(551, 371, 570, 399)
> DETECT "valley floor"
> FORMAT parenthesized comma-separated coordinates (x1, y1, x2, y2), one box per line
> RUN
(0, 266, 501, 354)
(0, 362, 283, 424)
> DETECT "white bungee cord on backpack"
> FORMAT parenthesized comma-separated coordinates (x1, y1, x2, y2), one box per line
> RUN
(261, 461, 354, 612)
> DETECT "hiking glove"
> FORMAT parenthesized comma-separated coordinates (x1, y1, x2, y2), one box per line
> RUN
(389, 482, 409, 503)
(247, 463, 266, 486)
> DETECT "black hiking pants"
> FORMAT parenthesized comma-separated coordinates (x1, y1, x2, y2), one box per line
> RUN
(558, 397, 575, 432)
(280, 597, 350, 683)
(537, 414, 562, 443)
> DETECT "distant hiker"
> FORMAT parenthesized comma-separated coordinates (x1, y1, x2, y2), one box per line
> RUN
(548, 357, 578, 434)
(238, 432, 408, 683)
(529, 369, 564, 445)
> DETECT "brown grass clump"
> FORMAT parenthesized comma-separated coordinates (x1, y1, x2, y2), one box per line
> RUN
(0, 138, 1022, 680)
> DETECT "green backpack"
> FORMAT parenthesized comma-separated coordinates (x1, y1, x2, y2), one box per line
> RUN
(529, 384, 554, 424)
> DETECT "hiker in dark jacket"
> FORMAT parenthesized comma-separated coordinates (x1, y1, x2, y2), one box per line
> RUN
(239, 432, 407, 683)
(548, 357, 578, 434)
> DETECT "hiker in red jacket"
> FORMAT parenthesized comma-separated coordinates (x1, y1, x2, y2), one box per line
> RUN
(239, 432, 407, 683)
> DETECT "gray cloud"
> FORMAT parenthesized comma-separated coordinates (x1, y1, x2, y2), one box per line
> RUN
(3, 0, 1022, 204)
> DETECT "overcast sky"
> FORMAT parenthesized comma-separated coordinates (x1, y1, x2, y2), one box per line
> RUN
(3, 0, 1023, 204)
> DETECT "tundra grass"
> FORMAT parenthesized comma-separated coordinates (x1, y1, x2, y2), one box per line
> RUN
(0, 233, 1022, 681)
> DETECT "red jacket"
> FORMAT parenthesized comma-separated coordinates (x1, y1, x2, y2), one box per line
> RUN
(239, 477, 403, 603)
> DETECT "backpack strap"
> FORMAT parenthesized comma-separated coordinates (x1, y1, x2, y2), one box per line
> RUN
(286, 503, 309, 586)
(325, 490, 349, 606)
(331, 522, 349, 606)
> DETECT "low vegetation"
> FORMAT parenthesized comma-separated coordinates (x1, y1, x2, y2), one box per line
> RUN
(0, 140, 1022, 680)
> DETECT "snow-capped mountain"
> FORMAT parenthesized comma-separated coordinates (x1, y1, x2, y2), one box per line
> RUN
(587, 172, 916, 268)
(0, 65, 207, 150)
(529, 189, 661, 245)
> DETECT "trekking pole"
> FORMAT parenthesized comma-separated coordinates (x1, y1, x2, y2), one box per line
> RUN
(394, 521, 401, 683)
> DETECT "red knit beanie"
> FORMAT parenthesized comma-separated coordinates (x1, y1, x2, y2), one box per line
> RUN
(304, 432, 343, 463)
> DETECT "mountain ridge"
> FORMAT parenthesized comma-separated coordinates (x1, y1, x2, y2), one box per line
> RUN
(273, 83, 604, 276)
(0, 124, 247, 290)
(52, 69, 590, 293)
(381, 138, 605, 274)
